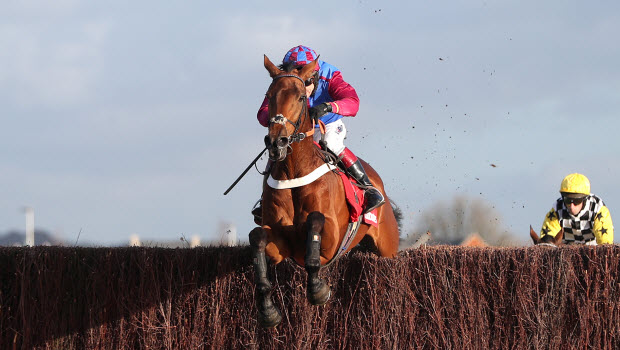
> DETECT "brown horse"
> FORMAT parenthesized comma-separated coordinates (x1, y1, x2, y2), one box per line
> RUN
(248, 55, 400, 328)
(530, 225, 564, 246)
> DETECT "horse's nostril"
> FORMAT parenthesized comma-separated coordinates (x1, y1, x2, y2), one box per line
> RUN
(277, 137, 288, 148)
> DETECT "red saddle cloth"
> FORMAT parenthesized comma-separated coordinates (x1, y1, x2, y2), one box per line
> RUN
(336, 171, 378, 227)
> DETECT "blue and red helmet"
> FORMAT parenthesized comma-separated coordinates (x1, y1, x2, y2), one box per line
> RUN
(283, 45, 318, 66)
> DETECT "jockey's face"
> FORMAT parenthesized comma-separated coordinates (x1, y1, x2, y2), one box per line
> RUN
(305, 82, 314, 98)
(563, 196, 585, 215)
(567, 201, 583, 215)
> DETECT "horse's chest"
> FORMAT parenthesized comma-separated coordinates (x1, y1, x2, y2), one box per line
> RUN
(265, 189, 323, 228)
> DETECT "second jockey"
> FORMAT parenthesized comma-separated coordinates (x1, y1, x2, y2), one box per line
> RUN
(254, 45, 385, 222)
(539, 173, 614, 244)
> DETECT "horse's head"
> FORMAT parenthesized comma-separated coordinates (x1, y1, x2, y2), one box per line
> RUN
(530, 225, 564, 247)
(263, 55, 318, 162)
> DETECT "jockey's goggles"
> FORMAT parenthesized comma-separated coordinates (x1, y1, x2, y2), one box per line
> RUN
(563, 196, 586, 206)
(304, 78, 314, 86)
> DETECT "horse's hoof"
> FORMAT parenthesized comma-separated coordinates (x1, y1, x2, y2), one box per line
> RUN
(307, 283, 331, 306)
(258, 306, 282, 328)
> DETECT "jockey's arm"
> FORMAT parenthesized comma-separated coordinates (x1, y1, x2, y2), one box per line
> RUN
(540, 208, 562, 238)
(593, 205, 614, 244)
(326, 71, 359, 117)
(257, 96, 269, 127)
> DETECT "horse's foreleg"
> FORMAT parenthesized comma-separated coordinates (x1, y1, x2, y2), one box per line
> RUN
(304, 211, 331, 306)
(249, 227, 282, 328)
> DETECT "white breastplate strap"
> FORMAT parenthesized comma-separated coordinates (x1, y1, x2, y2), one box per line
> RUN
(267, 163, 336, 189)
(569, 240, 598, 246)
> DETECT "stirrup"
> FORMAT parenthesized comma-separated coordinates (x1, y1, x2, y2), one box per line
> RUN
(362, 188, 385, 214)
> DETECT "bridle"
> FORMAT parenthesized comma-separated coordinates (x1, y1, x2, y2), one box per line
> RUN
(265, 74, 319, 149)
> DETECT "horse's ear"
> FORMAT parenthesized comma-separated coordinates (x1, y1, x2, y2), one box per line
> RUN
(530, 225, 540, 244)
(264, 55, 281, 78)
(299, 57, 319, 81)
(554, 228, 564, 245)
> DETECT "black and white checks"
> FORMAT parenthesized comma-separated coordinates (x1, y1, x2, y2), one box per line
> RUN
(553, 194, 605, 243)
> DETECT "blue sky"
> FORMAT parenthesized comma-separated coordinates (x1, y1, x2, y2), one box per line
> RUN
(1, 1, 619, 245)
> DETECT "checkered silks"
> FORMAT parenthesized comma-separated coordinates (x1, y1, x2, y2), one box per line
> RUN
(553, 194, 604, 243)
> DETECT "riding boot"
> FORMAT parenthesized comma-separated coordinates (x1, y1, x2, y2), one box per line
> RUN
(338, 148, 385, 214)
(251, 160, 273, 225)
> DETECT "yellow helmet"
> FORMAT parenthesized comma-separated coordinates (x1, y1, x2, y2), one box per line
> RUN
(560, 173, 590, 195)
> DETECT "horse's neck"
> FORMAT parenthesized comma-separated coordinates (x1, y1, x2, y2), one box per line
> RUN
(273, 139, 322, 179)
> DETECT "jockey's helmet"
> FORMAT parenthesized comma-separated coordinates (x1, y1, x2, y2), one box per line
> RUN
(560, 173, 590, 196)
(283, 45, 318, 66)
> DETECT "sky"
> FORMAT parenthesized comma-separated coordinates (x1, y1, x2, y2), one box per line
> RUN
(1, 1, 619, 246)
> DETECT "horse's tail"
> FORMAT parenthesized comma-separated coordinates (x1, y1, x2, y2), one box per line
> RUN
(389, 198, 403, 235)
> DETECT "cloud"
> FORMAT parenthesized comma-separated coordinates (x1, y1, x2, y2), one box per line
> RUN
(0, 19, 110, 107)
(3, 1, 620, 245)
(201, 12, 369, 73)
(1, 0, 81, 14)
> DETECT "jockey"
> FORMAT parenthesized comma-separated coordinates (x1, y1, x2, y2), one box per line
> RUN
(253, 45, 385, 222)
(539, 173, 614, 245)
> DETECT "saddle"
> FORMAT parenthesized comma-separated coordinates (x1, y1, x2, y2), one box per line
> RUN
(337, 170, 378, 226)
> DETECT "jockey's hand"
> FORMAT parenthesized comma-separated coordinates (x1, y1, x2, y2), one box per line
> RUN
(309, 103, 332, 123)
